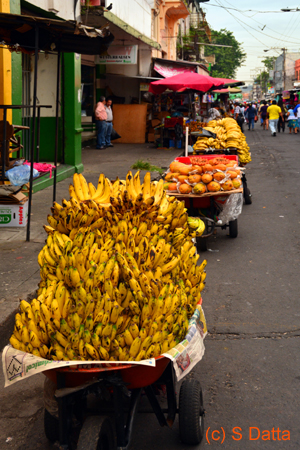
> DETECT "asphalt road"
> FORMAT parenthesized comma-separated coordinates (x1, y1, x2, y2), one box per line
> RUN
(1, 127, 300, 449)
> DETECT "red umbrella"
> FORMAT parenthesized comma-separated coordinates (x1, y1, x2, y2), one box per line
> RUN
(149, 72, 226, 95)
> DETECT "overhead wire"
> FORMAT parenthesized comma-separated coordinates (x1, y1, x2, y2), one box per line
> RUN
(221, 0, 300, 43)
(212, 0, 300, 45)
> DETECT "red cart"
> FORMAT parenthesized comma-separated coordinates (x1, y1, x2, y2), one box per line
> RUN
(43, 356, 205, 450)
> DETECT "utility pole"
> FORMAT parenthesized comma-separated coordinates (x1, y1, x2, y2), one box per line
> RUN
(283, 47, 286, 91)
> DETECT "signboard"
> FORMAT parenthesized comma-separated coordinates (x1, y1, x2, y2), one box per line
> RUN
(282, 90, 290, 100)
(268, 86, 275, 94)
(95, 45, 138, 64)
(154, 61, 196, 78)
(140, 83, 150, 92)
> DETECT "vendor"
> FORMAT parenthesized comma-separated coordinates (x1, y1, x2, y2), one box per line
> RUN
(208, 102, 221, 121)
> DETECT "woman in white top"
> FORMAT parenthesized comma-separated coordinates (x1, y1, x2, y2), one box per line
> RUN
(286, 108, 298, 134)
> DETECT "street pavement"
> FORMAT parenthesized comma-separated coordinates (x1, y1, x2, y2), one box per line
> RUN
(0, 128, 300, 449)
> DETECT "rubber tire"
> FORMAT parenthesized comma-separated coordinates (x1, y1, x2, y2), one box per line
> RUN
(77, 416, 115, 450)
(179, 379, 204, 445)
(229, 219, 238, 238)
(244, 187, 252, 205)
(44, 408, 59, 443)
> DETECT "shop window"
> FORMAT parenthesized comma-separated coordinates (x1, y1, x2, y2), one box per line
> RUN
(81, 65, 95, 117)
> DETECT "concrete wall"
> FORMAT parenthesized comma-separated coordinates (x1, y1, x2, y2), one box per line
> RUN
(104, 0, 152, 39)
(26, 0, 80, 20)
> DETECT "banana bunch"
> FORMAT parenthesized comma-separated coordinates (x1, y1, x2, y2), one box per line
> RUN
(9, 170, 207, 362)
(187, 217, 205, 237)
(193, 117, 251, 164)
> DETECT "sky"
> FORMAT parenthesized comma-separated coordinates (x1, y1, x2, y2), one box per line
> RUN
(202, 0, 300, 84)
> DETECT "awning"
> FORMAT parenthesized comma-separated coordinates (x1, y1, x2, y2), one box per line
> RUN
(0, 12, 114, 54)
(149, 72, 225, 95)
(153, 57, 209, 78)
(213, 88, 242, 94)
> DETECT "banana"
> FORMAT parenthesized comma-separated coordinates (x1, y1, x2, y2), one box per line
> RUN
(129, 336, 141, 357)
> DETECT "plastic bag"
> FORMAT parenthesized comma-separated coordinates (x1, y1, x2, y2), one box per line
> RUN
(111, 128, 121, 141)
(215, 193, 243, 225)
(5, 164, 39, 186)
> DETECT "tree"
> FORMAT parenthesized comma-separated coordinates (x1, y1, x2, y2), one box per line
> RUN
(204, 29, 246, 78)
(261, 56, 276, 72)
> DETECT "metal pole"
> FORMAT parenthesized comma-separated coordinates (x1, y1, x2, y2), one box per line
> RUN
(283, 48, 286, 91)
(53, 51, 61, 203)
(185, 126, 189, 157)
(36, 106, 41, 162)
(26, 26, 39, 242)
(1, 107, 7, 182)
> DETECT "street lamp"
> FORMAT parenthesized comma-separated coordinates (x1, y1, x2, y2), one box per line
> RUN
(281, 7, 300, 11)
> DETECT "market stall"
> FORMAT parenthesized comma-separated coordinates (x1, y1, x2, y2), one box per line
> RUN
(148, 73, 244, 150)
(3, 170, 208, 449)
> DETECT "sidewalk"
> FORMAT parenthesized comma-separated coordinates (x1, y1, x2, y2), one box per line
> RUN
(0, 142, 182, 346)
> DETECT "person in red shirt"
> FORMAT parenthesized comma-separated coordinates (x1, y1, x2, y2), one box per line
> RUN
(95, 96, 107, 149)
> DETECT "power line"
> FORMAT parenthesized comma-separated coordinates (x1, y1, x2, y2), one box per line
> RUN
(220, 0, 300, 43)
(212, 0, 300, 45)
(208, 3, 300, 14)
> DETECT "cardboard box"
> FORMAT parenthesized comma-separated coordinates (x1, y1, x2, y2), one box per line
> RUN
(147, 133, 155, 142)
(0, 198, 28, 227)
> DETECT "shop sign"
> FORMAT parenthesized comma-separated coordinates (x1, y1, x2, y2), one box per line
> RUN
(282, 90, 290, 99)
(140, 83, 150, 91)
(268, 86, 274, 94)
(95, 45, 138, 64)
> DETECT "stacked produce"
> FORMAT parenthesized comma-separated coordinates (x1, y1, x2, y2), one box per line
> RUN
(193, 118, 251, 164)
(187, 121, 207, 132)
(9, 171, 207, 362)
(164, 158, 242, 195)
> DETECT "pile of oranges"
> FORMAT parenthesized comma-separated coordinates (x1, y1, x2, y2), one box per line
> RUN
(164, 157, 243, 195)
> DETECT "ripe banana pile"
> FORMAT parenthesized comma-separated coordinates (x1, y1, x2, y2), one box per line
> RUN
(187, 217, 206, 237)
(193, 118, 251, 164)
(9, 171, 207, 362)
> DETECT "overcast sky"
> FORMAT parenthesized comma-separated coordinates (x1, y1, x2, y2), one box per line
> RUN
(202, 0, 300, 84)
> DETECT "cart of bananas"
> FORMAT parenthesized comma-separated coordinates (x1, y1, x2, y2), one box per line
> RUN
(193, 118, 251, 164)
(9, 171, 207, 363)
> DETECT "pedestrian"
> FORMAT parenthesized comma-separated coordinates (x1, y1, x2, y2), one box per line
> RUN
(286, 107, 298, 134)
(245, 103, 257, 131)
(277, 99, 287, 133)
(94, 96, 107, 149)
(259, 101, 268, 130)
(208, 102, 221, 121)
(293, 100, 300, 130)
(105, 98, 114, 148)
(267, 100, 282, 136)
(236, 111, 244, 133)
(234, 102, 241, 119)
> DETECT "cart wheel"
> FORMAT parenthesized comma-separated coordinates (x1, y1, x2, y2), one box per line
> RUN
(229, 219, 238, 238)
(179, 379, 204, 445)
(197, 237, 207, 252)
(244, 187, 252, 205)
(77, 416, 115, 450)
(44, 408, 59, 443)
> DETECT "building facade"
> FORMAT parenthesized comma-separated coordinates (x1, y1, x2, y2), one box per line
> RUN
(0, 0, 83, 188)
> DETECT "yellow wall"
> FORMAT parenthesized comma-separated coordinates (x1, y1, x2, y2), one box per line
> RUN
(0, 0, 12, 122)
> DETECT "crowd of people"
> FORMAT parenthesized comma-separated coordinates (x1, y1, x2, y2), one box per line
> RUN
(210, 98, 300, 137)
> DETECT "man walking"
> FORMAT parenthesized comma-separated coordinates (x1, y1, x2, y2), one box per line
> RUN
(95, 96, 107, 149)
(267, 100, 282, 137)
(105, 98, 114, 148)
(245, 103, 257, 131)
